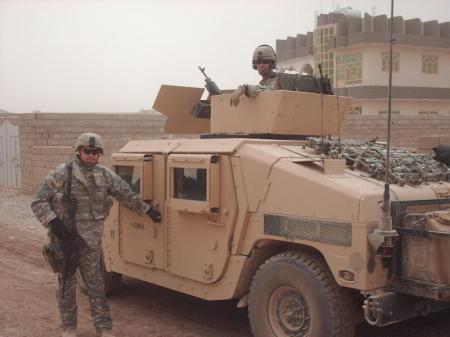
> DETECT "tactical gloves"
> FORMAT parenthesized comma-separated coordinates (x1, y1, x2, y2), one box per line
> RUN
(146, 207, 162, 223)
(49, 218, 66, 240)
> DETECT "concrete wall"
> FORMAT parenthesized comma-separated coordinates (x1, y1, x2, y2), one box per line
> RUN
(18, 112, 166, 194)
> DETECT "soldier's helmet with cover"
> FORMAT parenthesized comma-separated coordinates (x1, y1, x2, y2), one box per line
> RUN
(75, 133, 104, 154)
(252, 44, 277, 70)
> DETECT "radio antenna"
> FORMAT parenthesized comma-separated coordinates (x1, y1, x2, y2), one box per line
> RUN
(369, 0, 398, 256)
(334, 34, 341, 155)
(319, 27, 325, 156)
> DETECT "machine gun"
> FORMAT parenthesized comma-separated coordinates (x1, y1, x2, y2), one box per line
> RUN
(318, 64, 333, 95)
(192, 66, 223, 118)
(60, 161, 78, 298)
(198, 66, 222, 96)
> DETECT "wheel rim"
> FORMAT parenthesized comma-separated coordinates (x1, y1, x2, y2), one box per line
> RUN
(268, 285, 311, 337)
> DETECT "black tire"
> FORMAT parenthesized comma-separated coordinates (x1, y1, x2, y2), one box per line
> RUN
(248, 251, 355, 337)
(76, 266, 122, 297)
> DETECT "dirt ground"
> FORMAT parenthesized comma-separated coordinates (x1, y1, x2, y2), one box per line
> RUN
(1, 187, 449, 337)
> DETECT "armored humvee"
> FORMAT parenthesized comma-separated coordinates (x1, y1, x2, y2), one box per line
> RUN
(101, 86, 450, 337)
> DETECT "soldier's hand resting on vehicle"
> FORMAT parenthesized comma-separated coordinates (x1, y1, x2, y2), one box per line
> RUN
(146, 207, 162, 223)
(230, 86, 246, 107)
(49, 218, 66, 240)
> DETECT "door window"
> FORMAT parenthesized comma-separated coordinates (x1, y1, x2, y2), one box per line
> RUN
(173, 168, 207, 201)
(116, 166, 141, 194)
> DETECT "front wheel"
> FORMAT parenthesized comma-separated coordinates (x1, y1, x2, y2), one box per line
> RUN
(248, 251, 355, 337)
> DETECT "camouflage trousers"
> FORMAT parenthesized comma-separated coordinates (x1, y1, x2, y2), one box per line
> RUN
(57, 235, 112, 332)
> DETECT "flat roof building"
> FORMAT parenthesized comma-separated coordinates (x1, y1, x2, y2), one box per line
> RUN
(276, 11, 450, 116)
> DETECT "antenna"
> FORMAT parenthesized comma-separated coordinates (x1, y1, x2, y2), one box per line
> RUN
(383, 0, 395, 226)
(368, 0, 398, 257)
(334, 35, 341, 155)
(319, 27, 325, 157)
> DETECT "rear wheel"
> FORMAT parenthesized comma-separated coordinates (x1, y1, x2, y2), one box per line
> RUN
(248, 251, 355, 337)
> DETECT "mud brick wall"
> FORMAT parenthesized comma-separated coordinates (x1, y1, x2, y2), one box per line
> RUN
(18, 113, 166, 194)
(342, 115, 450, 149)
(15, 112, 450, 193)
(416, 136, 450, 156)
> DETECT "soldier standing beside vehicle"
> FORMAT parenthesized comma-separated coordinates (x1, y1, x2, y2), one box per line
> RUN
(31, 133, 161, 337)
(230, 44, 279, 107)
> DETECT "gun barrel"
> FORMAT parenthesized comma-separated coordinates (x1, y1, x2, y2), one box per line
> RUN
(197, 66, 222, 96)
(198, 66, 208, 79)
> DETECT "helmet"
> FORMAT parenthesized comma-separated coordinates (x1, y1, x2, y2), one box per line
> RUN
(75, 133, 104, 153)
(301, 63, 314, 76)
(252, 45, 277, 70)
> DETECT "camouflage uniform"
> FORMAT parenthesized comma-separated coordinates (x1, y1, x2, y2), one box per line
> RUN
(245, 70, 278, 97)
(31, 156, 150, 332)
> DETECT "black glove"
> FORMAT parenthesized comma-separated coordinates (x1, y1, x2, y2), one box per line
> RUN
(146, 207, 162, 223)
(49, 218, 66, 240)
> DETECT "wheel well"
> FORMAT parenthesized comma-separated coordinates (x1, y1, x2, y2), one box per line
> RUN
(233, 240, 330, 299)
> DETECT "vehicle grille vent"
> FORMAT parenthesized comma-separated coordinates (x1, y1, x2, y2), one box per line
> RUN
(264, 214, 352, 246)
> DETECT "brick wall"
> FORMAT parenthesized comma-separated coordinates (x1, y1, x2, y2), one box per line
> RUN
(18, 113, 166, 194)
(342, 115, 450, 149)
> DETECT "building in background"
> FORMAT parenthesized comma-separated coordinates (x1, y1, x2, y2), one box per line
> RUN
(276, 10, 450, 115)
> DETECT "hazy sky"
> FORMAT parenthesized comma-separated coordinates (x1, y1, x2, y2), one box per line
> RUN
(0, 0, 449, 113)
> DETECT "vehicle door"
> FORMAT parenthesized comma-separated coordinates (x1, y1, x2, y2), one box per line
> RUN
(166, 154, 237, 283)
(112, 153, 165, 270)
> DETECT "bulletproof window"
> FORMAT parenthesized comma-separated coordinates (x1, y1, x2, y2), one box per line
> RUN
(115, 166, 141, 194)
(173, 168, 207, 201)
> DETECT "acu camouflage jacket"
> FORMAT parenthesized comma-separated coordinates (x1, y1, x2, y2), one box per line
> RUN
(246, 71, 278, 97)
(31, 156, 150, 245)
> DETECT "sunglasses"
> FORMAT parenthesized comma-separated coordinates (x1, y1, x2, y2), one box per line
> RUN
(82, 148, 102, 155)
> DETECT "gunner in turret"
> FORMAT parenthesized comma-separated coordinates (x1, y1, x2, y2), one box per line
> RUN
(230, 44, 279, 107)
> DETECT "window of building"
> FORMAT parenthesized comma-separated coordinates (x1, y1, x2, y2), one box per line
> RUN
(173, 167, 207, 201)
(116, 166, 141, 194)
(349, 106, 362, 115)
(382, 52, 400, 72)
(313, 26, 335, 83)
(418, 111, 438, 115)
(422, 55, 439, 74)
(336, 53, 362, 85)
(378, 110, 400, 115)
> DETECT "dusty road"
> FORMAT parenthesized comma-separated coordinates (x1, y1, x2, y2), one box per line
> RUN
(1, 187, 449, 337)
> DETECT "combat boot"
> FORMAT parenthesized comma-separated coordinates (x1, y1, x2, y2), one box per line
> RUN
(62, 328, 77, 337)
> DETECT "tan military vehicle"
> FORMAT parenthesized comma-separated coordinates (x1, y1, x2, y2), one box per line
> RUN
(101, 86, 450, 337)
